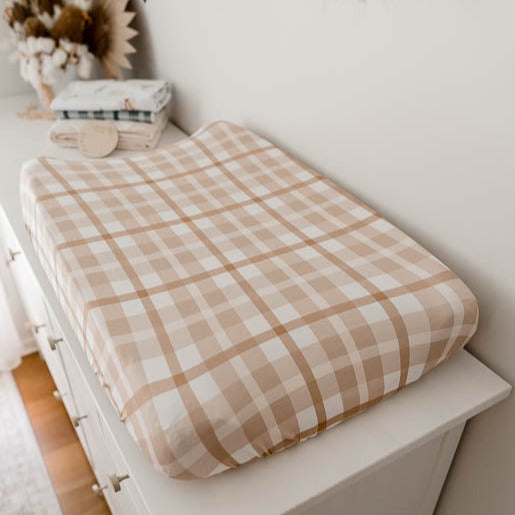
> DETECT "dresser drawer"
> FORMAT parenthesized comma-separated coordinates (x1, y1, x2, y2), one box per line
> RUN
(39, 298, 72, 406)
(0, 207, 67, 389)
(3, 225, 97, 468)
(93, 413, 146, 515)
(95, 434, 140, 515)
(42, 298, 98, 466)
(0, 207, 44, 328)
(55, 328, 145, 514)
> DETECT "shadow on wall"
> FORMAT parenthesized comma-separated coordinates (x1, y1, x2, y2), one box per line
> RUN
(128, 0, 156, 78)
(127, 0, 194, 130)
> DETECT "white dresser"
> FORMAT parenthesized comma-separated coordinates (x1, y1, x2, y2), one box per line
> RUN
(0, 94, 510, 515)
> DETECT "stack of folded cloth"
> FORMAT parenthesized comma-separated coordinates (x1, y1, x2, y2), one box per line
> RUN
(49, 79, 172, 151)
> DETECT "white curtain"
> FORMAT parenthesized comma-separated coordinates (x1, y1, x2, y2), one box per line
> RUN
(0, 278, 23, 371)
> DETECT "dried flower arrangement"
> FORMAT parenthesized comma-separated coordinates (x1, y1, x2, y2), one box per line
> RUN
(2, 0, 137, 117)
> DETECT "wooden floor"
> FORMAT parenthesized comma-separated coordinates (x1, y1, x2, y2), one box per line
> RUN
(13, 353, 110, 515)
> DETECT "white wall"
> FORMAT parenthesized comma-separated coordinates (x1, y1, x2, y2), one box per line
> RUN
(0, 13, 36, 353)
(131, 1, 515, 513)
(0, 20, 31, 96)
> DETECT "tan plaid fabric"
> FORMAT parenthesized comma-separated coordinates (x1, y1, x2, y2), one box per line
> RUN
(20, 121, 478, 479)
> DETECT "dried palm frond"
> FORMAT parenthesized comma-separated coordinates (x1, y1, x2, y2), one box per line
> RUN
(84, 0, 137, 79)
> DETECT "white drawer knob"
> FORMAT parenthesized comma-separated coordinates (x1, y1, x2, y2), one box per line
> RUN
(7, 248, 21, 264)
(92, 483, 107, 497)
(52, 390, 63, 402)
(72, 414, 88, 427)
(47, 336, 62, 351)
(109, 473, 129, 492)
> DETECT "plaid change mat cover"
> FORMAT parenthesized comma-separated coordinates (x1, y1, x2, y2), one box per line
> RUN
(21, 121, 478, 479)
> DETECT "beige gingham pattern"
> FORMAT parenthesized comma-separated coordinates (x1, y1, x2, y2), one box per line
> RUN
(20, 121, 478, 479)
